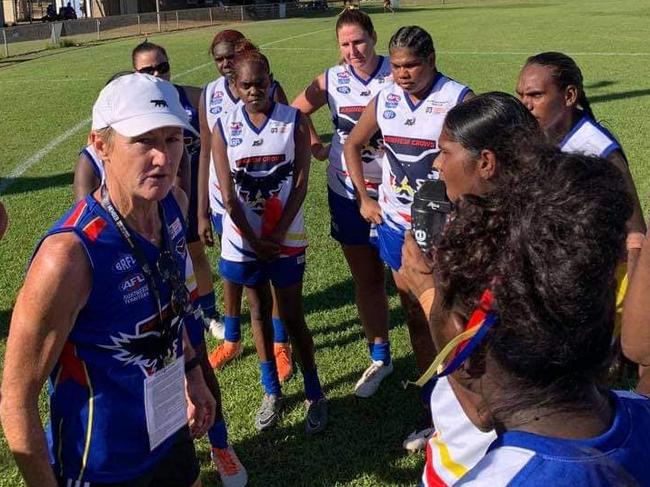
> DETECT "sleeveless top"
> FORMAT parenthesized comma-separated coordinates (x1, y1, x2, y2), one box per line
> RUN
(325, 56, 393, 199)
(204, 77, 279, 217)
(42, 192, 201, 483)
(559, 113, 622, 159)
(376, 73, 470, 231)
(216, 102, 307, 262)
(175, 84, 200, 158)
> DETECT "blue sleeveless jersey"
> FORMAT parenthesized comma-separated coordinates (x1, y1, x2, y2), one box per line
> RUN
(459, 391, 650, 486)
(41, 192, 200, 484)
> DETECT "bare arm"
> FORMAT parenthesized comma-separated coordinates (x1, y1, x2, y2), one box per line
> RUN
(0, 233, 91, 487)
(197, 90, 214, 247)
(343, 97, 382, 224)
(622, 227, 650, 366)
(73, 152, 101, 202)
(211, 122, 278, 260)
(292, 74, 329, 160)
(269, 113, 311, 242)
(608, 150, 646, 276)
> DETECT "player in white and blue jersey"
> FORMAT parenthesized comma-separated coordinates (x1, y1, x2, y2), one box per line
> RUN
(516, 52, 646, 276)
(429, 150, 650, 487)
(345, 27, 472, 414)
(130, 42, 246, 486)
(292, 8, 394, 398)
(198, 33, 293, 379)
(211, 50, 327, 435)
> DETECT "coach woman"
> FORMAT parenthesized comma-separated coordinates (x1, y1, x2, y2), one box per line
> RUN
(0, 73, 215, 487)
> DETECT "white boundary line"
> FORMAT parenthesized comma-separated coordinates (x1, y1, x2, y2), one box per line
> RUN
(0, 28, 331, 194)
(262, 47, 650, 57)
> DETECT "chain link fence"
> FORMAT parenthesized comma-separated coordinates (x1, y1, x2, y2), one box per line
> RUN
(0, 1, 309, 58)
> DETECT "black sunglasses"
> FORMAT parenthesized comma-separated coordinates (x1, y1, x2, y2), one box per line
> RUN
(137, 61, 170, 76)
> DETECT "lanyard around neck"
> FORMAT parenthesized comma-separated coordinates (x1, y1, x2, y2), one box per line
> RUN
(100, 184, 168, 326)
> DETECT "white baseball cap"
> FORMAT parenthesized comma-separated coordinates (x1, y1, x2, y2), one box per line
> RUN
(92, 73, 197, 137)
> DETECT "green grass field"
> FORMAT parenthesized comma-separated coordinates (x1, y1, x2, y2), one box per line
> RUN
(1, 0, 650, 485)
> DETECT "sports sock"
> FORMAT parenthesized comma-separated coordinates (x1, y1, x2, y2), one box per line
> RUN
(272, 317, 289, 344)
(371, 341, 391, 366)
(208, 418, 228, 449)
(197, 292, 218, 319)
(302, 367, 323, 401)
(224, 316, 241, 342)
(259, 360, 281, 396)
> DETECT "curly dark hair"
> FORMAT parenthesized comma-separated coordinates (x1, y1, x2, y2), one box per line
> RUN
(435, 148, 631, 406)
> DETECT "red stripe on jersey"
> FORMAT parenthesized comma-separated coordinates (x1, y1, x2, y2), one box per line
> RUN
(280, 245, 306, 256)
(190, 288, 199, 302)
(82, 217, 107, 242)
(398, 211, 412, 223)
(424, 440, 449, 487)
(62, 200, 88, 228)
(56, 341, 89, 387)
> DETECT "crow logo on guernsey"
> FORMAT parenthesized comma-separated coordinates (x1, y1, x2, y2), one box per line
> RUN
(102, 309, 181, 373)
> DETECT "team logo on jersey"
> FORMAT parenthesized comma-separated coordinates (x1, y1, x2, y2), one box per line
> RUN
(337, 72, 351, 85)
(119, 273, 151, 304)
(210, 106, 223, 115)
(212, 90, 224, 102)
(234, 158, 292, 213)
(360, 90, 371, 96)
(169, 218, 183, 239)
(120, 273, 146, 293)
(112, 254, 137, 273)
(337, 86, 351, 94)
(383, 110, 396, 119)
(175, 238, 187, 258)
(230, 137, 243, 147)
(387, 93, 401, 103)
(252, 138, 264, 147)
(102, 308, 181, 373)
(405, 117, 416, 126)
(230, 121, 243, 136)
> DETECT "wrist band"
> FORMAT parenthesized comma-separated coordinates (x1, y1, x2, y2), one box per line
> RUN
(627, 232, 646, 250)
(184, 356, 200, 373)
(418, 288, 436, 317)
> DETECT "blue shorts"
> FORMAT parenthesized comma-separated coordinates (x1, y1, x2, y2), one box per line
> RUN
(371, 222, 405, 271)
(219, 252, 306, 288)
(328, 187, 372, 246)
(211, 212, 224, 237)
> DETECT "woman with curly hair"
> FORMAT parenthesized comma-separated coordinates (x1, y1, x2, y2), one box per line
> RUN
(426, 150, 650, 485)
